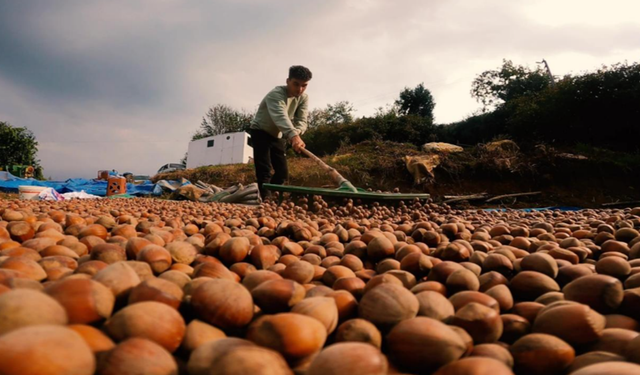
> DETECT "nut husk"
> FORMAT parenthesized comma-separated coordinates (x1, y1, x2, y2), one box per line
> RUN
(45, 278, 115, 324)
(415, 290, 455, 321)
(93, 261, 141, 301)
(387, 317, 466, 373)
(510, 271, 560, 301)
(0, 325, 95, 375)
(563, 274, 624, 313)
(451, 302, 503, 344)
(127, 277, 184, 310)
(181, 319, 227, 352)
(247, 313, 327, 362)
(469, 343, 514, 368)
(191, 278, 254, 329)
(306, 342, 388, 375)
(532, 302, 605, 345)
(96, 337, 178, 375)
(358, 283, 418, 328)
(433, 357, 514, 375)
(335, 318, 382, 348)
(104, 301, 185, 352)
(188, 337, 292, 375)
(0, 288, 68, 335)
(252, 278, 306, 313)
(68, 324, 115, 353)
(570, 362, 640, 375)
(511, 333, 574, 375)
(291, 297, 339, 334)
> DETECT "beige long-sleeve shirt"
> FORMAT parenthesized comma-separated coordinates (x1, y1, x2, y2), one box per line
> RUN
(250, 86, 309, 140)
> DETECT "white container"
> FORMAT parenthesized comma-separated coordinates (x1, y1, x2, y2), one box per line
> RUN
(18, 185, 48, 200)
(187, 132, 253, 169)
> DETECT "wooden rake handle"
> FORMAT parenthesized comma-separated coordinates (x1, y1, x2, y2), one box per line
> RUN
(300, 148, 352, 188)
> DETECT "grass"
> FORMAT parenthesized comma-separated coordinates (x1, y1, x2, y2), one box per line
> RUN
(326, 141, 421, 189)
(574, 143, 640, 170)
(153, 140, 423, 192)
(150, 140, 640, 207)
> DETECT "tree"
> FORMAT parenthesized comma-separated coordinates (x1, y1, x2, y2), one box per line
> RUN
(373, 103, 399, 118)
(193, 104, 255, 140)
(395, 83, 436, 122)
(446, 61, 640, 152)
(0, 121, 40, 167)
(308, 101, 356, 129)
(324, 101, 355, 126)
(471, 59, 552, 111)
(307, 108, 326, 129)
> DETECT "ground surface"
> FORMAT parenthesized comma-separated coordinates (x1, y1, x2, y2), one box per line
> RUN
(1, 196, 640, 374)
(3, 141, 638, 208)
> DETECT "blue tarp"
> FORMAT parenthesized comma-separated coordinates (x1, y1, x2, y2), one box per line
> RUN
(0, 171, 161, 197)
(483, 206, 583, 212)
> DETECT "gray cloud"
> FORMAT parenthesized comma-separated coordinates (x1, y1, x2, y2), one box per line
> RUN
(0, 1, 304, 109)
(1, 0, 638, 180)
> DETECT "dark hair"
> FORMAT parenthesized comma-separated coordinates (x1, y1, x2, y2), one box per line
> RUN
(289, 65, 312, 81)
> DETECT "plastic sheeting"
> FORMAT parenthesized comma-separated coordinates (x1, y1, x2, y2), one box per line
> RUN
(0, 171, 161, 197)
(404, 154, 441, 184)
(483, 207, 583, 212)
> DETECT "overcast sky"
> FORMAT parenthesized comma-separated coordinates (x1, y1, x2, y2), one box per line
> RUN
(1, 0, 639, 180)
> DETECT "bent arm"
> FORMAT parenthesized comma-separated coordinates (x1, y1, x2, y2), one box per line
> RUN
(265, 92, 299, 140)
(293, 95, 309, 136)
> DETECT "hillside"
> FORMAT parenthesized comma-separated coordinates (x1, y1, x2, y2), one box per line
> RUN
(154, 141, 640, 208)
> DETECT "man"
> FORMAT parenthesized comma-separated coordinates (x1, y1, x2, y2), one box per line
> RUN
(249, 65, 311, 199)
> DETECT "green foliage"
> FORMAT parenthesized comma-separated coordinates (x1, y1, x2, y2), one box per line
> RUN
(373, 104, 399, 118)
(448, 61, 640, 152)
(395, 83, 436, 122)
(438, 110, 508, 145)
(0, 121, 41, 168)
(471, 59, 552, 111)
(304, 84, 436, 156)
(503, 62, 640, 150)
(193, 104, 255, 140)
(326, 140, 420, 187)
(574, 143, 640, 169)
(304, 113, 437, 155)
(187, 61, 639, 160)
(303, 122, 378, 156)
(308, 101, 356, 129)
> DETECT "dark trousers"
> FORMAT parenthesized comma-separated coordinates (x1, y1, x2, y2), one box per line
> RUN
(250, 129, 288, 198)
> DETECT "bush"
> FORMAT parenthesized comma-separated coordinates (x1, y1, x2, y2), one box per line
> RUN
(437, 110, 508, 146)
(304, 114, 437, 155)
(0, 121, 41, 171)
(441, 62, 640, 152)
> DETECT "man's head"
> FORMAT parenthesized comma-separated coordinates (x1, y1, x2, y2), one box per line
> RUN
(286, 65, 312, 97)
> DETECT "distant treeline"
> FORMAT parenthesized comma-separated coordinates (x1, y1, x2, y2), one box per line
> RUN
(192, 60, 640, 158)
(440, 61, 640, 151)
(304, 61, 640, 155)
